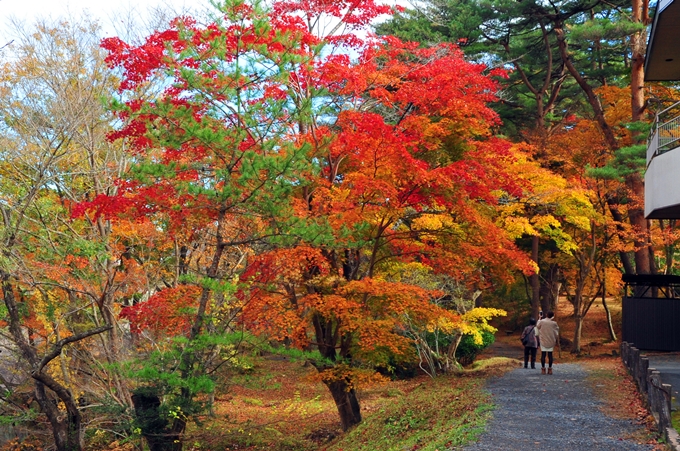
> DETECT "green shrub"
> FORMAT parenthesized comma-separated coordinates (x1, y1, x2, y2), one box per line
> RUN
(455, 331, 495, 366)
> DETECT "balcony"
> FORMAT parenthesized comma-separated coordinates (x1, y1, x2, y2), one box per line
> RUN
(645, 101, 680, 219)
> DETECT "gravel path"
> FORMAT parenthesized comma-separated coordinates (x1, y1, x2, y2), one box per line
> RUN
(457, 363, 656, 451)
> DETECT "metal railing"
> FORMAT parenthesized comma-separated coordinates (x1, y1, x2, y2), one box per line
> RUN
(648, 100, 680, 166)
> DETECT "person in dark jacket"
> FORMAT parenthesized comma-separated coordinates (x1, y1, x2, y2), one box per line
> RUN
(520, 318, 538, 369)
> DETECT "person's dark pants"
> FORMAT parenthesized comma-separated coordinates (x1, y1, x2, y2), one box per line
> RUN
(541, 351, 554, 368)
(524, 346, 537, 368)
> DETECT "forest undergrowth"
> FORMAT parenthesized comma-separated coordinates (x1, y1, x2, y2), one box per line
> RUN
(51, 298, 658, 451)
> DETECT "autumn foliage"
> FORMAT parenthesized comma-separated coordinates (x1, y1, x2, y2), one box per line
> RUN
(55, 0, 545, 444)
(120, 285, 202, 336)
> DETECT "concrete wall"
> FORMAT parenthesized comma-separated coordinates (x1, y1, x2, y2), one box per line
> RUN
(645, 149, 680, 218)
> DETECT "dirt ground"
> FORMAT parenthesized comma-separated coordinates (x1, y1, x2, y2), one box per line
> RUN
(491, 297, 624, 360)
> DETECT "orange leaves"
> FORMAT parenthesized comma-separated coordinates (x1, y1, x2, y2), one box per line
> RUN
(242, 262, 460, 360)
(120, 285, 202, 336)
(62, 254, 89, 270)
(311, 363, 388, 389)
(243, 246, 331, 285)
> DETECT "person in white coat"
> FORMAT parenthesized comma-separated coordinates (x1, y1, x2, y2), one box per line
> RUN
(536, 311, 559, 375)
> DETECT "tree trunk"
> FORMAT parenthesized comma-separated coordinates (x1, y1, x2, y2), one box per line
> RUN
(99, 292, 133, 409)
(607, 199, 634, 275)
(572, 314, 583, 354)
(602, 296, 617, 342)
(551, 282, 562, 314)
(627, 175, 652, 276)
(2, 274, 106, 451)
(539, 263, 560, 313)
(445, 332, 464, 373)
(31, 381, 73, 451)
(131, 390, 182, 451)
(628, 0, 652, 276)
(324, 379, 362, 431)
(530, 235, 540, 320)
(631, 0, 650, 121)
(662, 220, 677, 274)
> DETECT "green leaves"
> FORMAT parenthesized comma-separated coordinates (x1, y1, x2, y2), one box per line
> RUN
(587, 122, 650, 181)
(568, 17, 645, 42)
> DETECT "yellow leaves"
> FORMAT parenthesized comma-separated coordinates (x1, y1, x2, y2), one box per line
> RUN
(461, 307, 506, 325)
(502, 216, 537, 239)
(427, 315, 462, 334)
(497, 144, 601, 255)
(412, 214, 445, 232)
(532, 214, 561, 231)
(457, 307, 506, 345)
(423, 306, 506, 347)
(565, 210, 592, 232)
(379, 261, 432, 284)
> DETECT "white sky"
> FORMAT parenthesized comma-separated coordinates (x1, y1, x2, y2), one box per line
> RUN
(0, 0, 404, 39)
(0, 0, 200, 38)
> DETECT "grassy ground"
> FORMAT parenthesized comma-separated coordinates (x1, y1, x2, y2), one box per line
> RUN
(325, 358, 518, 451)
(165, 357, 517, 451)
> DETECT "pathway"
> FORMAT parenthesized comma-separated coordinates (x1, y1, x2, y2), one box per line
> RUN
(457, 363, 656, 451)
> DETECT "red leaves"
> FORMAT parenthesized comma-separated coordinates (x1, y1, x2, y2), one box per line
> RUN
(120, 285, 202, 336)
(272, 0, 392, 29)
(101, 29, 180, 90)
(94, 0, 533, 373)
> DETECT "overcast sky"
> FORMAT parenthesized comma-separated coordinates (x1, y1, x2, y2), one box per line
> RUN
(1, 0, 192, 21)
(0, 0, 403, 39)
(0, 0, 205, 38)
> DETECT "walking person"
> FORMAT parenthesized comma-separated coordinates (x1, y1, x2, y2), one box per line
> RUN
(536, 311, 559, 375)
(520, 318, 538, 369)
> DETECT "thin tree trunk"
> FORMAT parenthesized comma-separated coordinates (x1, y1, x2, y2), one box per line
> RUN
(540, 263, 560, 313)
(572, 314, 583, 354)
(445, 333, 464, 373)
(2, 274, 111, 451)
(551, 282, 561, 313)
(530, 235, 540, 320)
(602, 296, 617, 342)
(607, 199, 635, 275)
(627, 174, 652, 275)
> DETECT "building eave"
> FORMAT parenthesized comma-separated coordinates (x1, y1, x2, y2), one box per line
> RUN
(645, 0, 680, 81)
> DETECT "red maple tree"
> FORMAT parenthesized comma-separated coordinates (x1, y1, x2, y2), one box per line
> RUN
(81, 0, 534, 441)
